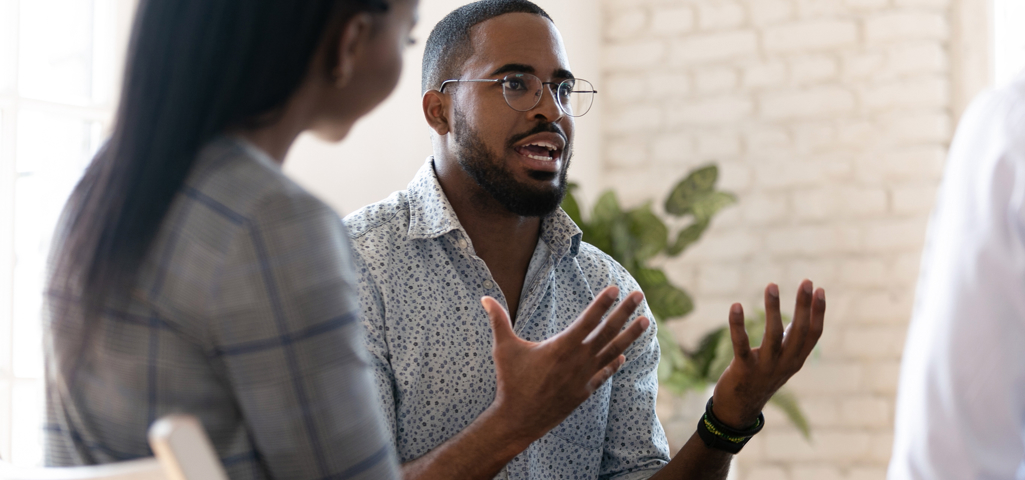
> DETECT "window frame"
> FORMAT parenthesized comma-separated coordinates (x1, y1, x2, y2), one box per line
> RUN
(0, 0, 135, 464)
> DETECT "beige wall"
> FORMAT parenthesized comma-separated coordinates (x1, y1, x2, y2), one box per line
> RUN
(600, 0, 987, 479)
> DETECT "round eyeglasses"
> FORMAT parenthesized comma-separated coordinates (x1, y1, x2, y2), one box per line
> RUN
(439, 73, 597, 117)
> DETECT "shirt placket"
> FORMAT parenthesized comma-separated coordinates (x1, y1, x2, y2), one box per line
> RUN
(454, 230, 516, 480)
(451, 231, 506, 311)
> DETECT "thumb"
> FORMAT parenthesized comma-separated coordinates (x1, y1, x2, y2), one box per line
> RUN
(482, 296, 515, 344)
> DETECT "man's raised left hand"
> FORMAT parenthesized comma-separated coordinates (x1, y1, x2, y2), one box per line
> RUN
(711, 279, 826, 429)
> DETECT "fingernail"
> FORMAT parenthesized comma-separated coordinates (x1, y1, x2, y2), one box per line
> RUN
(606, 287, 619, 300)
(768, 284, 779, 298)
(816, 289, 825, 301)
(480, 297, 492, 312)
(802, 281, 813, 295)
(731, 304, 742, 315)
(639, 317, 650, 329)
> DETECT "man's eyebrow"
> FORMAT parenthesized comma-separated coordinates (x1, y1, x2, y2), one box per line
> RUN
(488, 64, 577, 81)
(489, 63, 535, 76)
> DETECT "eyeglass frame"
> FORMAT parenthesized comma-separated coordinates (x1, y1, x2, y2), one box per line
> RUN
(438, 73, 598, 117)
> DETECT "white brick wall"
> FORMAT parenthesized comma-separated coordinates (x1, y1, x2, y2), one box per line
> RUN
(599, 0, 955, 478)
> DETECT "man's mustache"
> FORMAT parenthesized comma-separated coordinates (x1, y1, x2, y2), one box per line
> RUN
(507, 122, 568, 147)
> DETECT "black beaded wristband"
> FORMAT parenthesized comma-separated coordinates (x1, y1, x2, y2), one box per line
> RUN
(695, 397, 764, 454)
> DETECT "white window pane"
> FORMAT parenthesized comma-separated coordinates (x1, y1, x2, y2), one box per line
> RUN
(994, 0, 1025, 86)
(0, 108, 8, 380)
(18, 0, 95, 105)
(11, 380, 44, 467)
(91, 0, 117, 105)
(0, 0, 15, 93)
(12, 173, 45, 379)
(0, 380, 10, 462)
(14, 110, 98, 379)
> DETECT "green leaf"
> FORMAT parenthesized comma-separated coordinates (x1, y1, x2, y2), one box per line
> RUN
(769, 389, 812, 441)
(635, 268, 694, 320)
(689, 327, 727, 380)
(633, 267, 669, 289)
(666, 220, 709, 256)
(707, 327, 735, 381)
(652, 284, 694, 319)
(587, 225, 613, 257)
(604, 218, 634, 272)
(592, 190, 622, 225)
(664, 165, 719, 216)
(690, 191, 738, 222)
(643, 287, 692, 320)
(627, 204, 668, 262)
(662, 367, 709, 394)
(561, 183, 584, 227)
(657, 327, 688, 375)
(586, 191, 622, 258)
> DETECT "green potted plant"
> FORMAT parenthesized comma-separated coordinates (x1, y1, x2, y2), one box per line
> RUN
(562, 165, 810, 439)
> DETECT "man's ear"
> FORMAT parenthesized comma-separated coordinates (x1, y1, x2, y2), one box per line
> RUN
(332, 12, 374, 89)
(423, 90, 451, 135)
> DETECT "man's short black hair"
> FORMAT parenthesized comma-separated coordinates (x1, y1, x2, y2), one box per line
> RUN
(422, 0, 553, 94)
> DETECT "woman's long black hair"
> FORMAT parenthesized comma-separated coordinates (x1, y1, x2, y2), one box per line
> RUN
(47, 0, 386, 375)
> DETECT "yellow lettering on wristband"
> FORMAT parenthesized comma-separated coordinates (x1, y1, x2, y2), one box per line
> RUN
(702, 417, 749, 444)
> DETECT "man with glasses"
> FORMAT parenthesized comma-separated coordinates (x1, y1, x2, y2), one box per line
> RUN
(344, 1, 826, 478)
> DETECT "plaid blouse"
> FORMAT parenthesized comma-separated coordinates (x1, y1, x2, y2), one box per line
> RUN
(43, 137, 400, 480)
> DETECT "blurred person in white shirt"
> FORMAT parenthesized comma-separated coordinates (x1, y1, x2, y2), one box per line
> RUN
(889, 72, 1025, 479)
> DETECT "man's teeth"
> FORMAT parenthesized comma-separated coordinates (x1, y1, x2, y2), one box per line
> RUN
(520, 142, 559, 161)
(527, 142, 558, 150)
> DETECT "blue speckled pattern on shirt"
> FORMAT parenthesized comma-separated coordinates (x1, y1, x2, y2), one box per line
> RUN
(344, 159, 671, 480)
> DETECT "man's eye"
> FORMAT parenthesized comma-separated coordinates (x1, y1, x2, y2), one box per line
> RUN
(505, 79, 527, 91)
(558, 84, 573, 98)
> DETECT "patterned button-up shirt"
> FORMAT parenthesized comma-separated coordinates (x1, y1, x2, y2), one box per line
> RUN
(44, 137, 400, 480)
(344, 160, 671, 480)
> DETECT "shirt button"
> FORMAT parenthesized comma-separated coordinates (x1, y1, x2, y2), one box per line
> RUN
(483, 280, 494, 289)
(457, 239, 468, 249)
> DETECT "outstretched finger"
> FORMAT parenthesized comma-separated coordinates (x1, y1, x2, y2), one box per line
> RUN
(482, 296, 517, 346)
(584, 291, 644, 352)
(797, 288, 826, 360)
(594, 317, 650, 366)
(562, 286, 620, 343)
(727, 303, 752, 362)
(586, 355, 626, 392)
(762, 283, 784, 358)
(782, 280, 814, 360)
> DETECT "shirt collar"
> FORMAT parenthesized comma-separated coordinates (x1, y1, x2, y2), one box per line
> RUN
(407, 157, 582, 258)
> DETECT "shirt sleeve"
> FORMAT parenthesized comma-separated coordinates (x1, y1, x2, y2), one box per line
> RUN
(209, 190, 400, 480)
(599, 264, 672, 479)
(351, 245, 400, 447)
(888, 84, 1025, 480)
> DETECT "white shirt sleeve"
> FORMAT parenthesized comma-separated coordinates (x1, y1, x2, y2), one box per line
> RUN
(888, 76, 1025, 480)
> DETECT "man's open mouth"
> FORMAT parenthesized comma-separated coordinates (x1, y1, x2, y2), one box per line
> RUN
(514, 141, 561, 161)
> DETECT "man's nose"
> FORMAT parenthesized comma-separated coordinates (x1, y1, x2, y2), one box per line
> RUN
(530, 84, 565, 122)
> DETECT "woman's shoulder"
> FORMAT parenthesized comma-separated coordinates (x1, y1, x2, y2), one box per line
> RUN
(135, 138, 347, 328)
(183, 137, 338, 229)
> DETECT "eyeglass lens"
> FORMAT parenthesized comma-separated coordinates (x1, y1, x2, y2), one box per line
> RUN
(501, 74, 595, 117)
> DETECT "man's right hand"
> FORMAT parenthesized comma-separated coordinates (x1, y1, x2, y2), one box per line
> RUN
(401, 286, 649, 480)
(481, 286, 650, 443)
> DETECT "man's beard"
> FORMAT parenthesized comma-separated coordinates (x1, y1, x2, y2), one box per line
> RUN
(452, 107, 571, 218)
